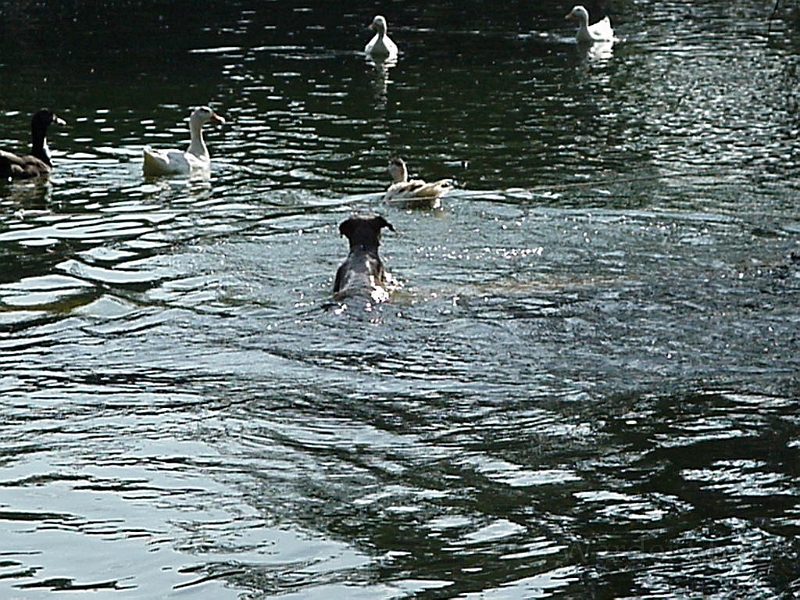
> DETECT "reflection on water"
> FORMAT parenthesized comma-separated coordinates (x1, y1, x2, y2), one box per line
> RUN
(1, 1, 799, 598)
(367, 54, 398, 110)
(582, 40, 614, 63)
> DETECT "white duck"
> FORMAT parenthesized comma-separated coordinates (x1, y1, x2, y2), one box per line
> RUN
(142, 106, 225, 176)
(565, 5, 614, 43)
(364, 15, 398, 60)
(382, 157, 453, 208)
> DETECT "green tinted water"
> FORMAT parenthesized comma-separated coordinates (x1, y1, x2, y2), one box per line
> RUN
(1, 1, 799, 598)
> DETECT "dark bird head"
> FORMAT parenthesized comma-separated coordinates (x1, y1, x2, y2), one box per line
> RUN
(32, 108, 66, 132)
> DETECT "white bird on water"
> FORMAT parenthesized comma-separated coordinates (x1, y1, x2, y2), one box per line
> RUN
(565, 5, 614, 43)
(142, 106, 225, 176)
(382, 157, 453, 208)
(364, 15, 398, 60)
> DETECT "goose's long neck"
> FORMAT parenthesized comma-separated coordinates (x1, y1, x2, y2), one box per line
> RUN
(31, 126, 51, 166)
(577, 13, 590, 34)
(391, 162, 408, 183)
(187, 120, 209, 158)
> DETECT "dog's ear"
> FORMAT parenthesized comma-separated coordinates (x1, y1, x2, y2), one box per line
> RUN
(339, 218, 354, 238)
(376, 216, 395, 233)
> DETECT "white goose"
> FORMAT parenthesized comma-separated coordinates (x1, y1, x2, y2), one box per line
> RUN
(565, 5, 614, 43)
(364, 15, 398, 60)
(382, 157, 453, 208)
(143, 106, 225, 176)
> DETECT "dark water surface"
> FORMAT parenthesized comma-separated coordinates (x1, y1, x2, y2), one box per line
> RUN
(1, 1, 799, 598)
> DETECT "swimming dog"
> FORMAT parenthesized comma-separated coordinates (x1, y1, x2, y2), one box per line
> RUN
(333, 214, 395, 304)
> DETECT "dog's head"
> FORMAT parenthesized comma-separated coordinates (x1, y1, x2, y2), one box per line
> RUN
(339, 214, 395, 252)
